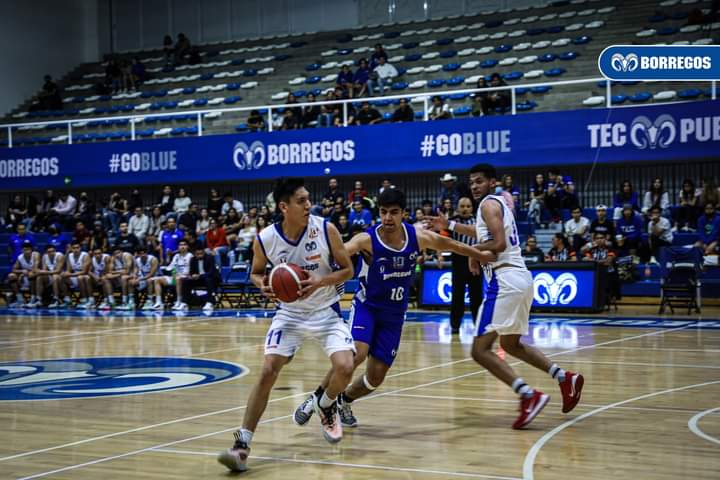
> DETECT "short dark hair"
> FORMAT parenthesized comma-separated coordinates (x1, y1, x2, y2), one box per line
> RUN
(650, 205, 662, 213)
(572, 206, 582, 213)
(378, 188, 406, 210)
(70, 240, 80, 247)
(22, 241, 33, 249)
(178, 239, 189, 246)
(194, 242, 206, 251)
(135, 245, 147, 253)
(273, 177, 305, 207)
(469, 163, 497, 180)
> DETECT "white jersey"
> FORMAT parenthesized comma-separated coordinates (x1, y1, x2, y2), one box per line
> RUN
(135, 255, 158, 278)
(43, 252, 63, 272)
(16, 252, 38, 271)
(258, 214, 339, 313)
(68, 251, 89, 273)
(168, 252, 193, 276)
(112, 252, 133, 273)
(476, 195, 527, 271)
(91, 254, 110, 276)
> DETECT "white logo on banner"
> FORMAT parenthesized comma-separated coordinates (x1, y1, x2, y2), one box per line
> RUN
(629, 115, 677, 149)
(533, 272, 578, 306)
(610, 53, 639, 72)
(233, 141, 266, 171)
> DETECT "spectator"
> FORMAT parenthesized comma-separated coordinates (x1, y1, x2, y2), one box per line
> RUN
(196, 208, 211, 244)
(34, 190, 57, 231)
(247, 109, 266, 132)
(335, 214, 351, 242)
(89, 221, 108, 253)
(174, 33, 191, 65)
(500, 174, 520, 212)
(105, 57, 122, 94)
(421, 199, 436, 217)
(280, 109, 299, 130)
(178, 203, 199, 233)
(647, 206, 673, 263)
(8, 224, 35, 263)
(317, 104, 335, 128)
(642, 177, 670, 218)
(438, 173, 461, 209)
(156, 185, 175, 216)
(356, 101, 382, 125)
(544, 169, 566, 223)
(184, 243, 221, 312)
(120, 59, 134, 92)
(429, 95, 452, 120)
(675, 178, 701, 231)
(370, 43, 388, 69)
(348, 200, 372, 229)
(158, 218, 184, 264)
(353, 59, 371, 97)
(564, 206, 591, 253)
(72, 221, 92, 251)
(698, 177, 720, 207)
(439, 198, 455, 218)
(546, 233, 576, 262)
(285, 93, 303, 120)
(206, 218, 230, 267)
(207, 188, 224, 218)
(256, 216, 269, 233)
(562, 178, 579, 210)
(582, 232, 620, 302)
(472, 77, 490, 116)
(38, 74, 62, 111)
(73, 192, 94, 227)
(589, 205, 616, 241)
(47, 224, 70, 254)
(367, 56, 398, 96)
(526, 173, 546, 225)
(128, 189, 143, 211)
(147, 206, 166, 246)
(221, 193, 244, 215)
(301, 93, 321, 127)
(379, 178, 394, 195)
(50, 192, 78, 229)
(336, 65, 355, 97)
(334, 101, 357, 126)
(413, 208, 425, 224)
(348, 180, 369, 204)
(613, 180, 640, 220)
(615, 204, 644, 257)
(6, 194, 32, 231)
(162, 34, 174, 65)
(315, 177, 345, 216)
(114, 222, 139, 254)
(696, 202, 720, 255)
(521, 235, 545, 264)
(484, 73, 510, 114)
(391, 98, 414, 122)
(173, 187, 192, 216)
(128, 207, 150, 244)
(329, 198, 348, 224)
(223, 208, 243, 240)
(235, 216, 257, 262)
(103, 192, 127, 234)
(131, 57, 146, 86)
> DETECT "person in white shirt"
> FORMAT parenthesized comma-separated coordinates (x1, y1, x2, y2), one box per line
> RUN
(33, 245, 65, 307)
(7, 242, 40, 308)
(50, 192, 77, 228)
(564, 206, 591, 253)
(642, 177, 671, 219)
(128, 207, 150, 244)
(647, 206, 673, 264)
(150, 238, 193, 311)
(221, 192, 245, 215)
(429, 95, 452, 120)
(173, 187, 192, 215)
(367, 56, 398, 96)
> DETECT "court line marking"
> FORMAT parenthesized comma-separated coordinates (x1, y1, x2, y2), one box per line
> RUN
(688, 407, 720, 446)
(567, 359, 720, 369)
(386, 393, 705, 414)
(151, 447, 521, 480)
(12, 325, 691, 479)
(522, 380, 720, 480)
(596, 346, 720, 353)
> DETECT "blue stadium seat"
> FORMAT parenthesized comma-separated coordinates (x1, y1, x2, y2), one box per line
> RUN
(527, 28, 545, 36)
(559, 51, 578, 60)
(495, 44, 513, 53)
(678, 88, 702, 99)
(428, 79, 446, 88)
(448, 92, 468, 100)
(336, 34, 353, 43)
(138, 129, 155, 138)
(446, 76, 465, 86)
(414, 111, 425, 119)
(182, 87, 196, 94)
(436, 38, 454, 46)
(371, 99, 392, 107)
(231, 58, 245, 66)
(538, 53, 558, 62)
(648, 14, 667, 22)
(384, 31, 400, 39)
(531, 85, 552, 93)
(671, 11, 689, 20)
(293, 90, 307, 98)
(546, 25, 565, 34)
(629, 92, 652, 103)
(544, 67, 566, 77)
(573, 35, 591, 45)
(235, 123, 248, 132)
(611, 94, 628, 105)
(402, 42, 418, 49)
(305, 76, 321, 84)
(226, 83, 241, 91)
(503, 71, 524, 81)
(194, 99, 208, 106)
(516, 101, 537, 111)
(305, 63, 321, 71)
(454, 106, 472, 116)
(310, 88, 323, 96)
(275, 54, 292, 61)
(391, 81, 409, 91)
(243, 69, 257, 76)
(382, 112, 393, 120)
(396, 67, 408, 76)
(404, 53, 422, 62)
(224, 96, 241, 104)
(480, 59, 498, 68)
(443, 63, 461, 71)
(515, 87, 529, 95)
(289, 42, 306, 48)
(658, 27, 679, 35)
(440, 50, 457, 58)
(485, 20, 503, 28)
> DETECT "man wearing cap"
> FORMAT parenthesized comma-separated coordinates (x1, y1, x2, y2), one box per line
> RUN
(439, 173, 461, 209)
(590, 205, 615, 244)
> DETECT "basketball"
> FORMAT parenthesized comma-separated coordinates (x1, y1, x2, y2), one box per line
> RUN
(269, 263, 309, 303)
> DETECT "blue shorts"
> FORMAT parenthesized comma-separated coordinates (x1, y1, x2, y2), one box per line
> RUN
(349, 299, 405, 366)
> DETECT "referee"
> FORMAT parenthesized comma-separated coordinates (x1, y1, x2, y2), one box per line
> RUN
(447, 197, 483, 334)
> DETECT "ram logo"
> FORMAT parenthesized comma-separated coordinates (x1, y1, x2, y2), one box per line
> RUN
(610, 53, 639, 72)
(533, 272, 578, 306)
(630, 115, 677, 149)
(233, 141, 266, 171)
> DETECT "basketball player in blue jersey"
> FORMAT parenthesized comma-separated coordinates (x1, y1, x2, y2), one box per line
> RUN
(293, 188, 496, 428)
(218, 178, 356, 473)
(428, 164, 584, 429)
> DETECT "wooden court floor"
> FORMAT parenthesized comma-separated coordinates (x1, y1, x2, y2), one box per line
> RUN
(1, 308, 719, 480)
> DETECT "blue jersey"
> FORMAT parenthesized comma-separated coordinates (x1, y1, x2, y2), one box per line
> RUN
(356, 222, 420, 314)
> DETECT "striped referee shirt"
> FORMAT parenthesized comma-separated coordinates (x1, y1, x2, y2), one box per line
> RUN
(451, 215, 476, 248)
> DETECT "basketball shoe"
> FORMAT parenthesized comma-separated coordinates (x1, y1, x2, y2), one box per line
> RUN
(338, 395, 358, 428)
(313, 396, 343, 443)
(559, 371, 584, 413)
(293, 393, 315, 426)
(217, 430, 250, 472)
(512, 390, 549, 430)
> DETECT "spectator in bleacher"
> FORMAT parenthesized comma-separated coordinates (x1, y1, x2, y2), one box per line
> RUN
(348, 180, 369, 204)
(411, 208, 425, 225)
(46, 224, 70, 254)
(675, 178, 701, 232)
(256, 215, 269, 233)
(103, 192, 126, 234)
(280, 109, 299, 130)
(174, 33, 191, 65)
(564, 206, 591, 253)
(317, 104, 335, 128)
(6, 194, 33, 231)
(438, 173, 461, 209)
(285, 93, 302, 120)
(131, 57, 146, 86)
(34, 190, 57, 231)
(642, 177, 670, 219)
(582, 232, 620, 301)
(421, 199, 436, 218)
(172, 188, 192, 217)
(485, 73, 510, 114)
(114, 222, 139, 254)
(207, 188, 223, 218)
(74, 192, 95, 227)
(647, 206, 673, 264)
(613, 180, 640, 220)
(50, 192, 78, 230)
(472, 77, 490, 116)
(544, 169, 566, 223)
(72, 221, 91, 252)
(185, 243, 220, 312)
(367, 56, 398, 96)
(349, 200, 373, 229)
(391, 98, 414, 122)
(329, 198, 348, 225)
(158, 218, 184, 264)
(223, 208, 243, 242)
(562, 178, 579, 210)
(301, 93, 321, 127)
(128, 206, 149, 244)
(196, 208, 211, 244)
(615, 204, 643, 257)
(236, 216, 257, 262)
(178, 203, 199, 234)
(147, 206, 166, 248)
(590, 204, 615, 242)
(89, 221, 108, 253)
(221, 192, 244, 215)
(521, 235, 544, 264)
(526, 173, 546, 225)
(353, 59, 371, 98)
(105, 58, 122, 94)
(356, 101, 382, 125)
(500, 174, 520, 212)
(335, 214, 351, 242)
(429, 95, 452, 120)
(698, 177, 720, 208)
(128, 189, 143, 211)
(38, 75, 62, 111)
(337, 65, 355, 98)
(439, 198, 455, 218)
(370, 43, 388, 69)
(156, 185, 175, 216)
(696, 202, 720, 255)
(163, 35, 174, 65)
(8, 224, 34, 264)
(315, 177, 345, 216)
(247, 109, 266, 132)
(206, 218, 230, 268)
(379, 178, 394, 195)
(120, 59, 134, 92)
(546, 233, 576, 262)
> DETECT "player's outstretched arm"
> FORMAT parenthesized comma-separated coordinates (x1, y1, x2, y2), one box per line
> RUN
(343, 232, 371, 257)
(423, 214, 477, 238)
(416, 227, 496, 264)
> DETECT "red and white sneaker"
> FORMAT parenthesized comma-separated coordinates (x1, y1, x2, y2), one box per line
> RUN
(559, 371, 584, 413)
(314, 396, 343, 443)
(217, 431, 250, 472)
(512, 390, 550, 430)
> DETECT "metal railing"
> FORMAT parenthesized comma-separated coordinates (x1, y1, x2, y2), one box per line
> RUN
(1, 77, 716, 148)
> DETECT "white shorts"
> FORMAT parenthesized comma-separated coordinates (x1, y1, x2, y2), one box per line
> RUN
(264, 303, 355, 358)
(68, 277, 80, 290)
(20, 276, 30, 291)
(475, 267, 533, 337)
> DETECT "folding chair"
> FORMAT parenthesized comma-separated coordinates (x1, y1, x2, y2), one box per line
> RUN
(658, 247, 702, 314)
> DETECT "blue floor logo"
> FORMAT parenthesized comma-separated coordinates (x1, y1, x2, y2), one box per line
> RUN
(0, 357, 247, 401)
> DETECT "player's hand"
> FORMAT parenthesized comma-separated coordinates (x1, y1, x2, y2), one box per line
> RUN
(423, 214, 448, 232)
(260, 275, 277, 302)
(298, 273, 322, 299)
(469, 257, 481, 276)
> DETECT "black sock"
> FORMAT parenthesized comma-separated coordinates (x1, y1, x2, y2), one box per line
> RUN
(314, 385, 325, 398)
(340, 392, 354, 404)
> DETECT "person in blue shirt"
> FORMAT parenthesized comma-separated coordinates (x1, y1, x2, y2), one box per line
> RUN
(8, 224, 34, 264)
(613, 180, 641, 220)
(348, 200, 372, 229)
(158, 217, 185, 264)
(47, 224, 70, 254)
(696, 202, 720, 255)
(336, 65, 355, 98)
(353, 59, 371, 98)
(616, 204, 644, 257)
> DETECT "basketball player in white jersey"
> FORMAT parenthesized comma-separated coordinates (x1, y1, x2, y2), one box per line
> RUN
(61, 241, 91, 309)
(129, 245, 159, 311)
(218, 177, 355, 473)
(150, 238, 193, 311)
(85, 247, 111, 310)
(99, 247, 134, 310)
(429, 164, 584, 429)
(34, 245, 65, 308)
(7, 242, 40, 308)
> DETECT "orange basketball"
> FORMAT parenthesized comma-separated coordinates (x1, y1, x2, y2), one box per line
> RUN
(269, 263, 309, 303)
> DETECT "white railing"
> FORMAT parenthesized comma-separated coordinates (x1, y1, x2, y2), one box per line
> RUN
(1, 77, 716, 148)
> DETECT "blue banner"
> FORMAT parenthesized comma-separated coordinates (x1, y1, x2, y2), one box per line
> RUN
(1, 100, 718, 190)
(599, 45, 720, 81)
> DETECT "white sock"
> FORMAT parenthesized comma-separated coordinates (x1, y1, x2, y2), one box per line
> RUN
(511, 378, 535, 399)
(122, 295, 127, 303)
(319, 391, 336, 408)
(239, 428, 253, 446)
(156, 295, 162, 303)
(16, 293, 23, 301)
(548, 364, 566, 383)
